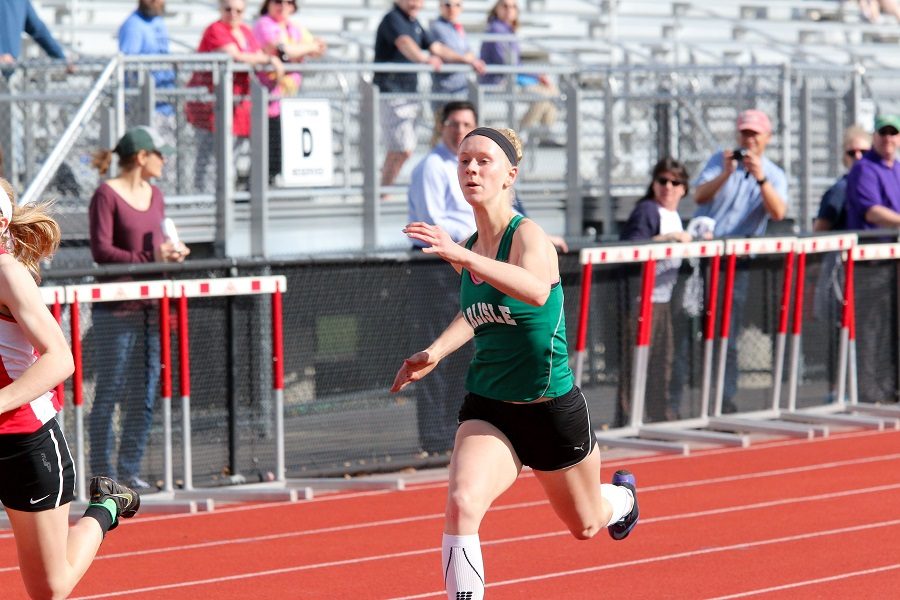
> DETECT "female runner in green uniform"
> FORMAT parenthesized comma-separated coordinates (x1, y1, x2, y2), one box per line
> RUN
(392, 127, 639, 600)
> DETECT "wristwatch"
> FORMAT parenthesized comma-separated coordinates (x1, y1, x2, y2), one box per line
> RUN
(756, 176, 768, 186)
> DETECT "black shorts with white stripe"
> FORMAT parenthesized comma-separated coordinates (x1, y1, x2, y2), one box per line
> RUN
(0, 419, 76, 512)
(458, 385, 597, 472)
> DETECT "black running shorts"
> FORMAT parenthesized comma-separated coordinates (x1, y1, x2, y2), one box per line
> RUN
(0, 419, 76, 512)
(458, 385, 597, 471)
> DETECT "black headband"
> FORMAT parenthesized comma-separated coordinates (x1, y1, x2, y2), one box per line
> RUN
(463, 127, 519, 166)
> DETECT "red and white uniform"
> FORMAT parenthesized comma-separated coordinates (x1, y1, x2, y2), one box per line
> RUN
(0, 254, 60, 434)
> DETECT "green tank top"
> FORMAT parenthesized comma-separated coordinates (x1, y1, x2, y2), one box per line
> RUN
(460, 215, 574, 402)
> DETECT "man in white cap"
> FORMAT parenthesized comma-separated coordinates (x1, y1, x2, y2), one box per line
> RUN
(691, 109, 790, 413)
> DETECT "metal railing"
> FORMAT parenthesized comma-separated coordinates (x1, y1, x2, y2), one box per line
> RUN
(1, 56, 896, 260)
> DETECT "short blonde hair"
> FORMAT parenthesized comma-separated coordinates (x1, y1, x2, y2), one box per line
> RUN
(843, 124, 872, 148)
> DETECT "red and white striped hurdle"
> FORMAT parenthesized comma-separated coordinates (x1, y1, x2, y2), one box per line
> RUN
(574, 234, 899, 453)
(45, 276, 290, 510)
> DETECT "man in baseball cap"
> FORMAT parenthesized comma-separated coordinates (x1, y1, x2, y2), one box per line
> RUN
(691, 108, 790, 413)
(736, 109, 772, 135)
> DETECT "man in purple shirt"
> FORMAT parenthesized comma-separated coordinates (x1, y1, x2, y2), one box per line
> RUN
(845, 114, 900, 405)
(846, 114, 900, 231)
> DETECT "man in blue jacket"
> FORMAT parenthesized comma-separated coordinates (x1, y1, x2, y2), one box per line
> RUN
(0, 0, 68, 67)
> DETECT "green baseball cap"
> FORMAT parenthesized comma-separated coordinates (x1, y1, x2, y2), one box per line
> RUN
(874, 114, 900, 133)
(114, 126, 175, 157)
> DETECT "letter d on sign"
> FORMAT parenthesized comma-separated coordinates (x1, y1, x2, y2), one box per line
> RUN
(302, 128, 313, 157)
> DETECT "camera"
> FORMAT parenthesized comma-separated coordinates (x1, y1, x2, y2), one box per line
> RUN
(732, 148, 747, 161)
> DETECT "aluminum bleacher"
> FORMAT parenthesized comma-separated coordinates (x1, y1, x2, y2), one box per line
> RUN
(30, 0, 900, 69)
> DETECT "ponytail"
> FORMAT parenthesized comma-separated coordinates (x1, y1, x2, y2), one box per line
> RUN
(0, 178, 61, 283)
(91, 149, 114, 175)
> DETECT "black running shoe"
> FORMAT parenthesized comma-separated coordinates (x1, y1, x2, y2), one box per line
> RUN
(89, 476, 141, 530)
(608, 469, 639, 541)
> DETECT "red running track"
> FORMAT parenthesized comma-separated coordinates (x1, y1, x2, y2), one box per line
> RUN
(2, 429, 899, 599)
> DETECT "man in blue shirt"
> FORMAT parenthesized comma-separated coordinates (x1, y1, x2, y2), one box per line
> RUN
(119, 0, 175, 118)
(408, 101, 477, 247)
(0, 0, 68, 67)
(692, 109, 790, 413)
(693, 110, 789, 236)
(406, 101, 477, 455)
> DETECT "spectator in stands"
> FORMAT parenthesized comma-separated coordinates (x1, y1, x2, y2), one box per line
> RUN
(254, 0, 327, 184)
(815, 125, 872, 232)
(407, 101, 478, 456)
(88, 126, 189, 492)
(479, 0, 560, 144)
(428, 1, 485, 143)
(119, 0, 177, 188)
(618, 158, 692, 424)
(373, 0, 482, 190)
(845, 114, 900, 403)
(119, 0, 175, 118)
(0, 177, 142, 600)
(186, 0, 284, 192)
(812, 125, 870, 404)
(693, 109, 789, 413)
(0, 0, 71, 72)
(846, 115, 900, 230)
(1, 0, 73, 185)
(857, 0, 900, 23)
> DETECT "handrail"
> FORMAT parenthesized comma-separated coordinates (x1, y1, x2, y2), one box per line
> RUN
(19, 56, 120, 207)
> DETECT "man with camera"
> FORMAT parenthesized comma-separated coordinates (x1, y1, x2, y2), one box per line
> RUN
(691, 109, 789, 413)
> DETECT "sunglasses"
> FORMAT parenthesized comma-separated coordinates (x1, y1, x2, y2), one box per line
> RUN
(442, 1, 463, 6)
(222, 6, 244, 13)
(655, 176, 684, 187)
(845, 148, 867, 158)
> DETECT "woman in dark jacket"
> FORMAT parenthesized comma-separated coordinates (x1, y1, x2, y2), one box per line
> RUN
(617, 158, 692, 425)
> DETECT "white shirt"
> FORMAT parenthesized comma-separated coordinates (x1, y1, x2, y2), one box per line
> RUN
(653, 206, 684, 304)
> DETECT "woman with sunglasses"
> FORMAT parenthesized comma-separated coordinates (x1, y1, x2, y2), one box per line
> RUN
(87, 126, 189, 493)
(1, 177, 141, 600)
(618, 158, 692, 424)
(253, 0, 326, 183)
(186, 0, 284, 191)
(393, 127, 638, 600)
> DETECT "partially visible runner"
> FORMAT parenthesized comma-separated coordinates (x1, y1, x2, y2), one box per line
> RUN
(0, 178, 141, 600)
(392, 127, 638, 600)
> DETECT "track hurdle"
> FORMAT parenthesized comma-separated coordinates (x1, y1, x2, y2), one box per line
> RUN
(63, 279, 211, 513)
(775, 235, 894, 430)
(704, 237, 828, 439)
(842, 244, 900, 423)
(167, 275, 311, 503)
(576, 241, 727, 453)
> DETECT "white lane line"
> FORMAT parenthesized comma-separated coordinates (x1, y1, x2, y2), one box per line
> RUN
(704, 563, 900, 599)
(2, 428, 895, 537)
(3, 454, 899, 570)
(390, 519, 900, 600)
(63, 487, 900, 599)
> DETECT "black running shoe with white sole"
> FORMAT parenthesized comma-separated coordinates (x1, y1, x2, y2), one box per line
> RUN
(89, 476, 141, 530)
(608, 469, 639, 541)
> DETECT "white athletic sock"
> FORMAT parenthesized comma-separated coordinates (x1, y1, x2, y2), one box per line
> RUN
(601, 483, 635, 527)
(442, 533, 485, 600)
